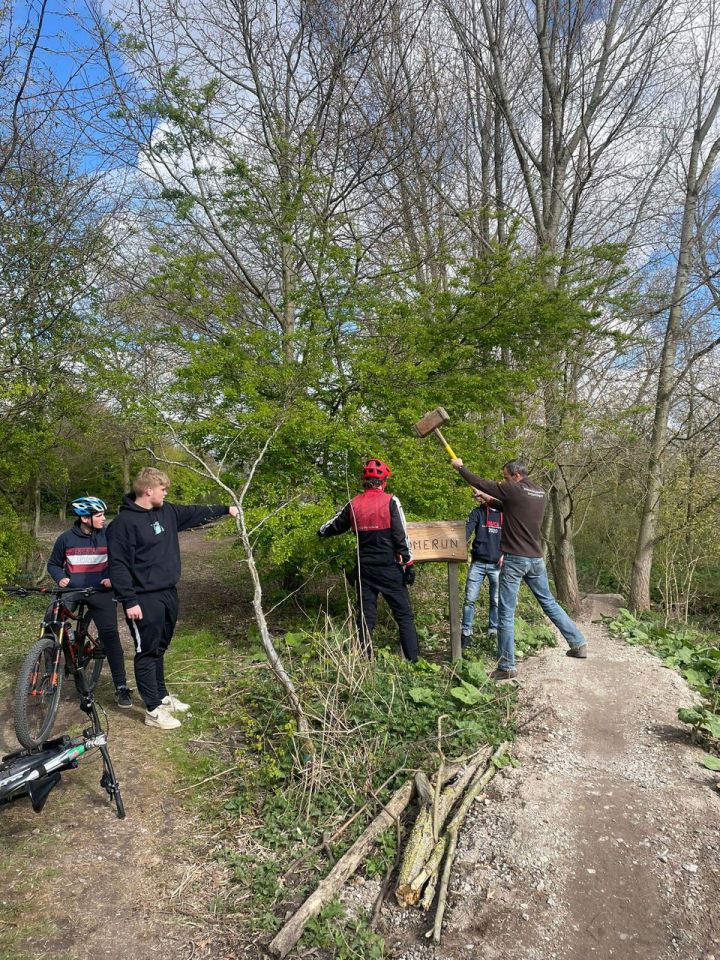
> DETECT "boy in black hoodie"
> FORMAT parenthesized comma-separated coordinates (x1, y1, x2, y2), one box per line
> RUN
(107, 467, 238, 730)
(48, 496, 133, 707)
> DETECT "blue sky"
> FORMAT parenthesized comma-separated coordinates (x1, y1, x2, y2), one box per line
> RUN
(9, 0, 139, 172)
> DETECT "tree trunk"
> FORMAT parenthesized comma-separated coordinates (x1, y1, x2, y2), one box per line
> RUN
(33, 475, 42, 538)
(550, 469, 580, 614)
(629, 164, 701, 610)
(122, 436, 132, 492)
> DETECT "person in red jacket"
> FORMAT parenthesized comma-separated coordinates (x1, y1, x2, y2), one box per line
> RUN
(318, 459, 419, 662)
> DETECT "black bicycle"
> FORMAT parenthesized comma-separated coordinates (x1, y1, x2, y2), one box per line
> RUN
(8, 586, 105, 749)
(0, 655, 125, 818)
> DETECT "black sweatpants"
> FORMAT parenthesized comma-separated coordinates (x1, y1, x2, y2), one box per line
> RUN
(124, 588, 178, 711)
(85, 591, 127, 689)
(356, 563, 419, 662)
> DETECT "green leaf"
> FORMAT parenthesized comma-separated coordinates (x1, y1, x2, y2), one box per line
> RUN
(463, 661, 489, 685)
(492, 752, 511, 769)
(408, 686, 436, 705)
(283, 631, 307, 648)
(701, 713, 720, 738)
(450, 680, 484, 705)
(701, 754, 720, 771)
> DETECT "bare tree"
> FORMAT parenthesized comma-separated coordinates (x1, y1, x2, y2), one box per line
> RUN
(630, 5, 720, 609)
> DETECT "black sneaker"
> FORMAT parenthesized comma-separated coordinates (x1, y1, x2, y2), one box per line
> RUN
(115, 685, 133, 708)
(461, 632, 472, 651)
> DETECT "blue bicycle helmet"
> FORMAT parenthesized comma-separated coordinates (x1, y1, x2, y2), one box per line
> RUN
(70, 496, 107, 517)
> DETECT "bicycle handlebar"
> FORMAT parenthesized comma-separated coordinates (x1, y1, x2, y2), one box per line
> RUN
(2, 586, 100, 598)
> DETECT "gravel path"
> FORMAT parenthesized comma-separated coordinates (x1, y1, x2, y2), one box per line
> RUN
(384, 616, 720, 960)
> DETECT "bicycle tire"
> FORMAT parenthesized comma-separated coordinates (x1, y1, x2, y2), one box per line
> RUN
(13, 635, 64, 748)
(75, 612, 103, 692)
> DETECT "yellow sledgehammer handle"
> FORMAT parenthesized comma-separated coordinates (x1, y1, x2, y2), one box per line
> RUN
(434, 428, 457, 461)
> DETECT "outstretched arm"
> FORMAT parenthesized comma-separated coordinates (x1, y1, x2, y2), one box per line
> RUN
(172, 503, 235, 532)
(451, 459, 505, 501)
(317, 502, 352, 538)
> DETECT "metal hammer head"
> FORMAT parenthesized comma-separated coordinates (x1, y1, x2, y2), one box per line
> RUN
(412, 407, 450, 438)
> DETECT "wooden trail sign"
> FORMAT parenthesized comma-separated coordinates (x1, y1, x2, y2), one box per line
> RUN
(406, 521, 467, 563)
(406, 521, 467, 660)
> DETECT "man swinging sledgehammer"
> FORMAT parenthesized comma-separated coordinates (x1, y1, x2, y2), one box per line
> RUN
(317, 460, 419, 662)
(451, 456, 587, 680)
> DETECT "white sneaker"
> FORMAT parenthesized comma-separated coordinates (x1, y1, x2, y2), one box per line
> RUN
(145, 706, 181, 730)
(161, 693, 190, 713)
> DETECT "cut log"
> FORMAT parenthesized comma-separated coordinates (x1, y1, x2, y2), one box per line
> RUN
(268, 778, 414, 959)
(414, 770, 434, 806)
(395, 747, 490, 906)
(432, 742, 509, 943)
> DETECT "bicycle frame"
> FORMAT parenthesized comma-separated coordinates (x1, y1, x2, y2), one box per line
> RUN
(40, 591, 93, 673)
(1, 586, 125, 817)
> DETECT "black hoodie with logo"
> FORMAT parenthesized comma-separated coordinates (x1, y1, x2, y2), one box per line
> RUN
(106, 495, 229, 610)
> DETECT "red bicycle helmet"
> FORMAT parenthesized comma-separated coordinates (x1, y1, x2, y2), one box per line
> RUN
(363, 459, 392, 481)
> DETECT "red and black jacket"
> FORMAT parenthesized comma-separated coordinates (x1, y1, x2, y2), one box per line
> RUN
(318, 489, 413, 567)
(47, 522, 110, 590)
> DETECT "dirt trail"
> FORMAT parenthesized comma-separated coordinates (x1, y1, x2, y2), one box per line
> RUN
(386, 616, 720, 960)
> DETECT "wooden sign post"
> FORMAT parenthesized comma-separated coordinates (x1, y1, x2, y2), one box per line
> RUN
(406, 521, 467, 661)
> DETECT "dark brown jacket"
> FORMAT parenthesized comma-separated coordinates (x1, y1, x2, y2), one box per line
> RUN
(458, 468, 546, 558)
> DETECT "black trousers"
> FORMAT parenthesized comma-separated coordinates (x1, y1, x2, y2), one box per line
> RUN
(84, 591, 127, 689)
(355, 563, 419, 662)
(124, 588, 178, 711)
(62, 590, 127, 689)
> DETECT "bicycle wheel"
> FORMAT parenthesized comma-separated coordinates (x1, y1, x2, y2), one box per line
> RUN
(75, 611, 103, 692)
(14, 635, 64, 748)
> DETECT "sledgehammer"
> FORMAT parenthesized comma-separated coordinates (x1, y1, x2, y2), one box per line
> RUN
(412, 407, 458, 461)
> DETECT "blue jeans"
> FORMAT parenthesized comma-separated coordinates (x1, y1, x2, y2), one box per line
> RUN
(497, 554, 586, 670)
(462, 560, 500, 634)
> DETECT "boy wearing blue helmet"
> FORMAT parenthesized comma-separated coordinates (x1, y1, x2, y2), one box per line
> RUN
(47, 496, 133, 708)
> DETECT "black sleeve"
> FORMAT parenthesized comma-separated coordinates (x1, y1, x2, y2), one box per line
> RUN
(466, 508, 481, 542)
(106, 520, 138, 609)
(389, 496, 412, 565)
(172, 504, 230, 532)
(458, 468, 506, 502)
(47, 534, 67, 583)
(318, 502, 352, 537)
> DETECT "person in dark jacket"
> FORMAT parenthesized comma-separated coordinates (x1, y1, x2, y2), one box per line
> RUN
(317, 459, 419, 662)
(48, 496, 133, 707)
(451, 457, 587, 680)
(461, 489, 503, 651)
(106, 467, 238, 730)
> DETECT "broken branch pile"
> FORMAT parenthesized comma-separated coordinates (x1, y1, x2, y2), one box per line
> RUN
(268, 741, 509, 957)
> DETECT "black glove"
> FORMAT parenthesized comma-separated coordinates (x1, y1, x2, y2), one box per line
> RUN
(403, 563, 416, 586)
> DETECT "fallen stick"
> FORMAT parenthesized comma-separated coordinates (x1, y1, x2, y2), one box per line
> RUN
(395, 747, 491, 906)
(432, 742, 509, 944)
(268, 778, 414, 959)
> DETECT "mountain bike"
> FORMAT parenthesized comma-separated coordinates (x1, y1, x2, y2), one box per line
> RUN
(0, 656, 125, 818)
(7, 586, 106, 749)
